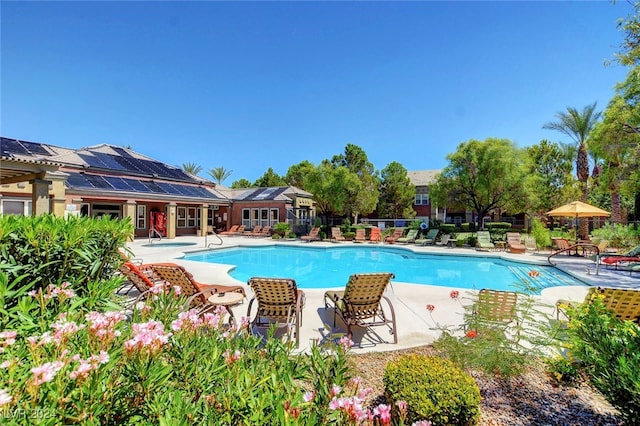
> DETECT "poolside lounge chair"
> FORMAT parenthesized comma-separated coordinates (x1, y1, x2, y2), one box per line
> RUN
(118, 261, 157, 296)
(384, 228, 405, 244)
(396, 229, 419, 244)
(219, 225, 239, 235)
(246, 277, 305, 346)
(476, 231, 494, 251)
(524, 237, 538, 253)
(248, 225, 271, 237)
(556, 287, 640, 324)
(324, 272, 397, 344)
(331, 227, 346, 242)
(151, 264, 246, 310)
(435, 234, 453, 247)
(551, 238, 572, 255)
(301, 227, 321, 242)
(415, 228, 439, 246)
(506, 232, 526, 254)
(600, 245, 640, 267)
(244, 226, 262, 236)
(368, 227, 382, 244)
(354, 228, 366, 243)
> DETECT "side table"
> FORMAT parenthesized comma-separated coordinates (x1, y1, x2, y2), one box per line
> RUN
(207, 292, 245, 326)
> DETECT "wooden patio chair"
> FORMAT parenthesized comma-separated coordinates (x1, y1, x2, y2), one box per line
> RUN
(248, 225, 271, 237)
(244, 226, 262, 236)
(301, 227, 321, 242)
(219, 225, 239, 235)
(324, 272, 397, 344)
(466, 289, 519, 337)
(246, 277, 305, 346)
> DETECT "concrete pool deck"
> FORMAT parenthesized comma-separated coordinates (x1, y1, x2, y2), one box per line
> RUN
(126, 235, 638, 354)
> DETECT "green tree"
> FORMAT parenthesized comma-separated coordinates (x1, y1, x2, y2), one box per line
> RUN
(378, 161, 416, 219)
(590, 94, 640, 222)
(230, 178, 253, 189)
(304, 162, 354, 224)
(543, 103, 601, 239)
(330, 144, 379, 223)
(524, 140, 577, 215)
(430, 138, 528, 227)
(182, 162, 202, 176)
(254, 167, 286, 187)
(285, 160, 316, 189)
(208, 167, 233, 185)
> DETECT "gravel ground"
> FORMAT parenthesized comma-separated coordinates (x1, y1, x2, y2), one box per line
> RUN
(353, 345, 622, 426)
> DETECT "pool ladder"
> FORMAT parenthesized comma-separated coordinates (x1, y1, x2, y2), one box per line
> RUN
(205, 232, 223, 248)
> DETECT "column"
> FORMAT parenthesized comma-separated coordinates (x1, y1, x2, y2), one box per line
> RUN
(30, 179, 51, 216)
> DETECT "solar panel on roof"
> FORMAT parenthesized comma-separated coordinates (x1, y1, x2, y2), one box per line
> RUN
(66, 173, 93, 189)
(92, 153, 127, 171)
(155, 182, 182, 195)
(103, 176, 135, 191)
(84, 174, 114, 189)
(78, 153, 110, 169)
(111, 146, 133, 157)
(142, 181, 167, 193)
(1, 139, 30, 156)
(20, 141, 50, 156)
(125, 179, 151, 192)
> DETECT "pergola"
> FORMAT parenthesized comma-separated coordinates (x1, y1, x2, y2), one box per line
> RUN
(0, 156, 64, 215)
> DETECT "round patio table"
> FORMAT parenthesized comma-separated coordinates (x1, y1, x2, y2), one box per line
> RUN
(207, 292, 245, 326)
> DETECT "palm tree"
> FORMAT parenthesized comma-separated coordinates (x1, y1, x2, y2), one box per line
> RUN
(543, 102, 601, 239)
(181, 162, 202, 176)
(208, 167, 233, 185)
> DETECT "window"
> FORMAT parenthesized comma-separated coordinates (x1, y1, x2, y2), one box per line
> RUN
(414, 194, 429, 205)
(260, 209, 269, 226)
(1, 199, 31, 216)
(242, 209, 251, 228)
(187, 207, 197, 227)
(270, 208, 279, 224)
(91, 204, 121, 219)
(177, 207, 187, 227)
(136, 205, 147, 229)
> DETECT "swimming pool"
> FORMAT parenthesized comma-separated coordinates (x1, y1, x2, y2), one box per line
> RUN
(183, 245, 584, 292)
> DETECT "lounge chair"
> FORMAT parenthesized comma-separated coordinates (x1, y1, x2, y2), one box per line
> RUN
(396, 229, 419, 244)
(415, 228, 439, 245)
(151, 264, 246, 310)
(556, 287, 640, 324)
(118, 261, 157, 295)
(246, 277, 305, 346)
(476, 231, 494, 251)
(551, 238, 572, 255)
(368, 227, 382, 243)
(600, 245, 640, 267)
(331, 227, 346, 242)
(435, 234, 453, 247)
(244, 226, 262, 236)
(301, 227, 321, 242)
(506, 232, 526, 254)
(475, 289, 518, 323)
(219, 225, 239, 235)
(524, 237, 538, 253)
(354, 228, 366, 243)
(384, 228, 405, 244)
(323, 272, 397, 344)
(248, 225, 271, 237)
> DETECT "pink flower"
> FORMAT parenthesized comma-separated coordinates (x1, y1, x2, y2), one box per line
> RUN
(425, 304, 435, 312)
(0, 389, 11, 407)
(396, 400, 407, 413)
(31, 361, 64, 386)
(339, 336, 353, 350)
(86, 311, 125, 342)
(0, 330, 17, 353)
(303, 390, 315, 402)
(331, 384, 342, 396)
(411, 421, 433, 426)
(51, 318, 85, 344)
(373, 404, 392, 425)
(124, 320, 171, 354)
(173, 286, 182, 295)
(224, 349, 242, 364)
(450, 290, 459, 299)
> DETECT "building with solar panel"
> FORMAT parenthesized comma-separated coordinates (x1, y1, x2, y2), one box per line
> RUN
(0, 137, 316, 239)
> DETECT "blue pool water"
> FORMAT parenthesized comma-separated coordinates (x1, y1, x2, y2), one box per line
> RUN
(183, 245, 584, 292)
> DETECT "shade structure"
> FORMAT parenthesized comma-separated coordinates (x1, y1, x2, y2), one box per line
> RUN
(546, 201, 610, 218)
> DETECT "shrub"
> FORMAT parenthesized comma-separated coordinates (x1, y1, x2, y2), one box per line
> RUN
(485, 222, 511, 241)
(545, 355, 579, 385)
(591, 223, 640, 250)
(273, 222, 290, 237)
(530, 217, 552, 249)
(565, 298, 640, 424)
(439, 224, 456, 235)
(384, 354, 481, 425)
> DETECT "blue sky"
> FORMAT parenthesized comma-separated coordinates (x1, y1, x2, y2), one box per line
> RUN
(1, 1, 632, 185)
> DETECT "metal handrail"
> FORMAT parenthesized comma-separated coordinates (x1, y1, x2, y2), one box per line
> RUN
(547, 243, 601, 275)
(205, 231, 223, 248)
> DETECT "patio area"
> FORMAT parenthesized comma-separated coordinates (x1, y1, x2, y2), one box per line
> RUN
(126, 235, 639, 354)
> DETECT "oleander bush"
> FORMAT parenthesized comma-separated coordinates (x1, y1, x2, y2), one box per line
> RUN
(383, 354, 481, 425)
(564, 298, 640, 425)
(0, 215, 413, 425)
(591, 222, 640, 250)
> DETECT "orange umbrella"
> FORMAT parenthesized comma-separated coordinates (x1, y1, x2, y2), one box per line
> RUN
(546, 201, 610, 218)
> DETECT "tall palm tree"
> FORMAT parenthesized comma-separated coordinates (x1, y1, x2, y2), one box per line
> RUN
(208, 167, 233, 185)
(182, 162, 202, 176)
(543, 102, 601, 239)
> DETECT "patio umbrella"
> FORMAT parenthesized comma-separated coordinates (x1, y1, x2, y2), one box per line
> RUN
(546, 201, 610, 218)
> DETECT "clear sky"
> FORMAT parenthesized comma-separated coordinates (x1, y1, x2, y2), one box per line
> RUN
(1, 1, 632, 185)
